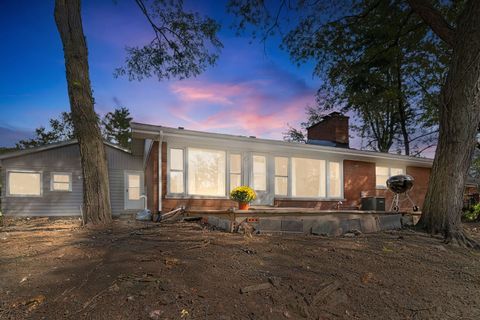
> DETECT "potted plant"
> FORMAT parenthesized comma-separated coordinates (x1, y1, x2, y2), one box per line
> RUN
(230, 186, 257, 210)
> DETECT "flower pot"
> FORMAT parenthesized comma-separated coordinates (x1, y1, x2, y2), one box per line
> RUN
(238, 202, 250, 210)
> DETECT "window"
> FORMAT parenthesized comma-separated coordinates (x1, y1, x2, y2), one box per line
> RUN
(188, 148, 226, 196)
(328, 162, 341, 198)
(169, 148, 184, 193)
(229, 154, 242, 191)
(275, 157, 288, 196)
(8, 171, 42, 196)
(51, 173, 72, 191)
(253, 155, 267, 191)
(292, 158, 326, 197)
(376, 166, 404, 187)
(127, 174, 141, 200)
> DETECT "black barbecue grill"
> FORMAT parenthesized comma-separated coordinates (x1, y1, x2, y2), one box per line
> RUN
(386, 174, 419, 212)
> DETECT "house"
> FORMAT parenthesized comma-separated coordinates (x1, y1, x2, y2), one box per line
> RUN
(132, 113, 434, 214)
(0, 113, 441, 217)
(0, 140, 144, 217)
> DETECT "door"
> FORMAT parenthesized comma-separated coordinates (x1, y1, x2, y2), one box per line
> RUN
(251, 154, 273, 205)
(124, 171, 145, 210)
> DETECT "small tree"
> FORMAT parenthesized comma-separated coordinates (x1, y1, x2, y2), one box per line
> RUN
(102, 107, 132, 149)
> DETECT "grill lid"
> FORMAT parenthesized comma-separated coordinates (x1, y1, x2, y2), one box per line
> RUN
(386, 174, 414, 194)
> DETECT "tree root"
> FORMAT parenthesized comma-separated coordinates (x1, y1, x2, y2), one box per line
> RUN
(444, 230, 480, 249)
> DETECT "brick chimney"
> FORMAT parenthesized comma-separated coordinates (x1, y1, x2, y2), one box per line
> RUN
(306, 112, 349, 148)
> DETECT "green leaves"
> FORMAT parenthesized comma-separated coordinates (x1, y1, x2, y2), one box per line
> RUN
(115, 0, 222, 81)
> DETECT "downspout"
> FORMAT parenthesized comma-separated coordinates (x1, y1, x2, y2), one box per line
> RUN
(158, 130, 163, 213)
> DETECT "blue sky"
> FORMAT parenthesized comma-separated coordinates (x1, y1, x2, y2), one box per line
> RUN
(0, 0, 323, 147)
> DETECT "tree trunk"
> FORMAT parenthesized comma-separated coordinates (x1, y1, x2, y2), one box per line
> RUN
(54, 0, 112, 225)
(395, 56, 410, 155)
(418, 0, 480, 247)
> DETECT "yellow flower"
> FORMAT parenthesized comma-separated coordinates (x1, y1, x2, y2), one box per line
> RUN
(230, 186, 257, 203)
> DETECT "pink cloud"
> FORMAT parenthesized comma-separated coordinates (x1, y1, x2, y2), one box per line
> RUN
(166, 78, 316, 139)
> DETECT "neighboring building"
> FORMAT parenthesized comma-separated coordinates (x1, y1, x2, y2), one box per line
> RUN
(0, 140, 144, 217)
(133, 113, 434, 214)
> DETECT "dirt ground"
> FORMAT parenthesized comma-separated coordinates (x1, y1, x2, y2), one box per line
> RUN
(1, 217, 480, 320)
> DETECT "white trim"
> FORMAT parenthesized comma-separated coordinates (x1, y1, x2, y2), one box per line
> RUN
(6, 169, 43, 197)
(131, 123, 433, 167)
(158, 131, 163, 212)
(50, 172, 73, 192)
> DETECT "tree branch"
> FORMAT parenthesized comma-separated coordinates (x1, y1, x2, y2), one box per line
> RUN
(406, 0, 456, 47)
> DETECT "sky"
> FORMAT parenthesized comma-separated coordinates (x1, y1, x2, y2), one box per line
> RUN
(0, 0, 324, 147)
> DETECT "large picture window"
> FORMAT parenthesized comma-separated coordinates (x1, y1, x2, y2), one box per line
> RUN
(376, 166, 404, 188)
(8, 171, 42, 196)
(291, 158, 326, 197)
(188, 148, 226, 196)
(169, 148, 184, 193)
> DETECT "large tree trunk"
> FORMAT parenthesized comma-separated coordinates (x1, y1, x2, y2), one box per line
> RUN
(417, 0, 480, 247)
(54, 0, 112, 225)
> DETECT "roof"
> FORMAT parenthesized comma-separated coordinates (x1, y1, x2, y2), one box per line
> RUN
(0, 139, 130, 161)
(130, 122, 434, 167)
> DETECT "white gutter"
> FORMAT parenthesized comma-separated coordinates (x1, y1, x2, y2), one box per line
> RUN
(158, 130, 163, 212)
(132, 126, 433, 167)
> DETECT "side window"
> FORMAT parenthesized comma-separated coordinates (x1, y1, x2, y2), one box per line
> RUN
(230, 154, 242, 191)
(274, 157, 288, 196)
(51, 173, 72, 191)
(8, 171, 42, 196)
(169, 148, 184, 194)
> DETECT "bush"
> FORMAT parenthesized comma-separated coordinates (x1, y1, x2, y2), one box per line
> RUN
(230, 186, 256, 203)
(463, 203, 480, 222)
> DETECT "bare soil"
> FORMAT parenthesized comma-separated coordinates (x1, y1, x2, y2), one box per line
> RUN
(1, 217, 480, 320)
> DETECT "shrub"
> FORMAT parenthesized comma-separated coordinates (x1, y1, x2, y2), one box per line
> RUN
(230, 186, 256, 203)
(463, 203, 480, 222)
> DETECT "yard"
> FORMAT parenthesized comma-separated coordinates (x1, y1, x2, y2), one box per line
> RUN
(1, 218, 480, 319)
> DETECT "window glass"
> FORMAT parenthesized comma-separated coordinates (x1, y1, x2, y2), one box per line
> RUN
(390, 168, 404, 176)
(292, 158, 325, 197)
(8, 171, 41, 196)
(170, 171, 184, 193)
(52, 173, 72, 191)
(188, 148, 226, 196)
(274, 157, 289, 196)
(253, 155, 266, 191)
(328, 162, 341, 198)
(230, 154, 242, 191)
(127, 174, 141, 200)
(275, 157, 288, 176)
(376, 166, 389, 187)
(170, 149, 184, 170)
(275, 177, 288, 196)
(169, 148, 184, 193)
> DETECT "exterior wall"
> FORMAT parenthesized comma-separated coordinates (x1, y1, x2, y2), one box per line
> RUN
(343, 160, 376, 207)
(145, 141, 159, 213)
(0, 144, 143, 217)
(1, 144, 84, 216)
(152, 135, 434, 213)
(106, 146, 143, 216)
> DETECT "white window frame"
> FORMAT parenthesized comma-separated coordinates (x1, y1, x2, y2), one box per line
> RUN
(50, 172, 73, 192)
(375, 165, 405, 188)
(228, 153, 243, 192)
(282, 156, 344, 200)
(187, 147, 227, 197)
(167, 147, 186, 195)
(6, 170, 43, 197)
(274, 156, 289, 196)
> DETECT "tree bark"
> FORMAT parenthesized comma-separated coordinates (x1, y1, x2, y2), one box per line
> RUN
(54, 0, 112, 225)
(415, 0, 480, 247)
(395, 56, 410, 155)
